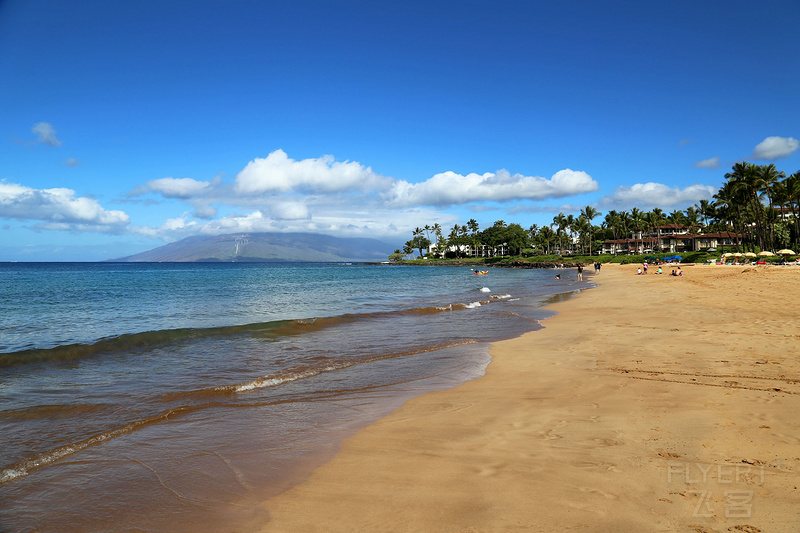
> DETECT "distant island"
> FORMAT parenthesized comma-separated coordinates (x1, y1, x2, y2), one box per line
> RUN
(110, 232, 396, 263)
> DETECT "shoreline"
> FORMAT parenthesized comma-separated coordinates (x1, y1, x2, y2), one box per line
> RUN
(258, 264, 799, 532)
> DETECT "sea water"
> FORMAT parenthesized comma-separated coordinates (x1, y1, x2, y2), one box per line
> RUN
(0, 262, 585, 532)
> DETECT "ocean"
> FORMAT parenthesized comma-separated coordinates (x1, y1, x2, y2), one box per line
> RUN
(0, 262, 585, 532)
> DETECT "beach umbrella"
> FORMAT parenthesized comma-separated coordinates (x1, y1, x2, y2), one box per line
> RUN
(733, 252, 743, 257)
(744, 252, 757, 258)
(777, 249, 796, 255)
(757, 251, 775, 257)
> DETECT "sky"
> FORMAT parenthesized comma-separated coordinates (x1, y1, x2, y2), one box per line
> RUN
(1, 0, 799, 261)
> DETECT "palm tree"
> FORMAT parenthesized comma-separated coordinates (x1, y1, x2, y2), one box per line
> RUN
(756, 164, 785, 249)
(629, 208, 646, 253)
(603, 210, 621, 240)
(466, 219, 480, 257)
(552, 213, 567, 254)
(432, 222, 442, 241)
(697, 199, 715, 230)
(648, 208, 666, 251)
(411, 227, 430, 258)
(714, 179, 745, 252)
(575, 216, 591, 255)
(784, 172, 800, 245)
(684, 207, 701, 233)
(727, 162, 769, 250)
(537, 226, 556, 254)
(619, 210, 632, 239)
(447, 224, 462, 258)
(579, 206, 599, 255)
(527, 224, 539, 253)
(422, 224, 433, 245)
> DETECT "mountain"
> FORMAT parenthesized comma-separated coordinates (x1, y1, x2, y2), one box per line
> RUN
(110, 232, 396, 262)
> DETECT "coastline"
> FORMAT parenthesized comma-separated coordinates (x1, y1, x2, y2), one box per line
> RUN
(258, 264, 800, 532)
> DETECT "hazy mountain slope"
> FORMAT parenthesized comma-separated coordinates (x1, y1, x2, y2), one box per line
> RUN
(110, 233, 395, 262)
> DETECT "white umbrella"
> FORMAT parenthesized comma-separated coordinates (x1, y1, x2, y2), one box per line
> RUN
(777, 249, 796, 255)
(757, 251, 775, 257)
(744, 252, 757, 258)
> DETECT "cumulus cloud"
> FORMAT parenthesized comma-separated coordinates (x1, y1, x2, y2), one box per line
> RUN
(387, 168, 598, 207)
(64, 158, 81, 167)
(145, 177, 213, 199)
(271, 201, 310, 220)
(693, 156, 720, 169)
(234, 149, 392, 195)
(752, 136, 799, 160)
(0, 181, 130, 231)
(133, 200, 455, 243)
(31, 122, 62, 147)
(192, 204, 218, 219)
(598, 182, 715, 209)
(126, 150, 600, 241)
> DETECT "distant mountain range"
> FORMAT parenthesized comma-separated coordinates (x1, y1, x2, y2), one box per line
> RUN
(110, 232, 396, 262)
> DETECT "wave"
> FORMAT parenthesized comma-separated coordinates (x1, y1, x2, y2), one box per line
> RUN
(0, 297, 505, 369)
(0, 404, 196, 485)
(0, 403, 112, 421)
(159, 339, 478, 400)
(0, 317, 352, 369)
(0, 339, 478, 485)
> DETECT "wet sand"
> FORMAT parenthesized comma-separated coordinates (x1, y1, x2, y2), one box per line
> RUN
(258, 263, 800, 532)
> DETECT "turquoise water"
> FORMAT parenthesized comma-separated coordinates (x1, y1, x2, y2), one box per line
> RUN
(0, 262, 585, 532)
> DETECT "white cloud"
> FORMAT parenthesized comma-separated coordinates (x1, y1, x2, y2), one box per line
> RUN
(693, 156, 720, 169)
(192, 204, 218, 219)
(64, 158, 81, 167)
(598, 182, 715, 209)
(387, 168, 598, 207)
(126, 150, 600, 242)
(271, 201, 310, 220)
(31, 122, 62, 147)
(133, 201, 455, 243)
(752, 136, 799, 160)
(145, 177, 212, 199)
(234, 149, 392, 195)
(0, 181, 130, 231)
(134, 215, 199, 239)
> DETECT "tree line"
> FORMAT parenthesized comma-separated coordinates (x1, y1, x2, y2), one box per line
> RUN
(392, 162, 800, 260)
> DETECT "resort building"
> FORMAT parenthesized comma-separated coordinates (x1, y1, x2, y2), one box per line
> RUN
(601, 225, 743, 255)
(427, 242, 509, 258)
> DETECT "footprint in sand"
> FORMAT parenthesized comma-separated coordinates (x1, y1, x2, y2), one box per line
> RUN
(728, 526, 761, 533)
(541, 429, 563, 440)
(577, 486, 618, 500)
(688, 526, 716, 533)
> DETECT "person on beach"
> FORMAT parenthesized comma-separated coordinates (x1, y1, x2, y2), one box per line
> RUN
(637, 268, 643, 275)
(643, 261, 648, 274)
(577, 264, 583, 281)
(555, 274, 561, 280)
(656, 266, 662, 274)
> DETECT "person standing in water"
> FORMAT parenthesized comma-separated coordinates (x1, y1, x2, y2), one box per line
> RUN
(577, 264, 583, 281)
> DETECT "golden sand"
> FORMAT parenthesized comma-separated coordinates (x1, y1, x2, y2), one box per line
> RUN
(259, 264, 800, 532)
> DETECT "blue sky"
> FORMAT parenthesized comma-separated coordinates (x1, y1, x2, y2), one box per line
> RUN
(1, 0, 798, 261)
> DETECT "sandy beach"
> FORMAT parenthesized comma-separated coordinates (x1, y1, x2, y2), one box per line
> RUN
(259, 264, 800, 532)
